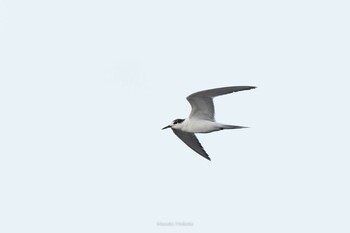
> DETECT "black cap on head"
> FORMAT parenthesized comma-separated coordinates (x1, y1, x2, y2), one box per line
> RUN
(173, 119, 185, 124)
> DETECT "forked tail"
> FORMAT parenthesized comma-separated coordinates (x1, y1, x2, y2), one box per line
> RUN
(220, 124, 248, 130)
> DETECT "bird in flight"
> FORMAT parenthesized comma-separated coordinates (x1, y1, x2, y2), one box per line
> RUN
(162, 86, 256, 161)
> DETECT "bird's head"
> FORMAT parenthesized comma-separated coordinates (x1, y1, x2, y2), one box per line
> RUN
(162, 118, 185, 130)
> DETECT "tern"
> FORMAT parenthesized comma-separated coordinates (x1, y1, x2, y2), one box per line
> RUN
(162, 86, 256, 161)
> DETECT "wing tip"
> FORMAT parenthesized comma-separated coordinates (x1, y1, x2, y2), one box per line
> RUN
(237, 86, 256, 92)
(204, 155, 211, 161)
(244, 86, 257, 90)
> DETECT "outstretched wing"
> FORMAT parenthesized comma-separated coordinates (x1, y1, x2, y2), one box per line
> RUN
(186, 86, 256, 121)
(172, 129, 210, 161)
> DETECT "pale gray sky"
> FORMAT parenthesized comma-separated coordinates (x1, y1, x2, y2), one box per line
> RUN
(0, 0, 349, 232)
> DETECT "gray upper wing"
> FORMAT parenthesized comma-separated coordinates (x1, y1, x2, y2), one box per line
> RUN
(172, 129, 210, 161)
(186, 86, 256, 121)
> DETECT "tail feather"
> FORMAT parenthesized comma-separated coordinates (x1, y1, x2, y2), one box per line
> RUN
(220, 124, 248, 130)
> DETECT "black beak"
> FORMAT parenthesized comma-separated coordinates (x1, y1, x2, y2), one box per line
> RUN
(162, 125, 171, 130)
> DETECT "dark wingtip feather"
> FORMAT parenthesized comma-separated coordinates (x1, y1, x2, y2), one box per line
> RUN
(245, 86, 257, 90)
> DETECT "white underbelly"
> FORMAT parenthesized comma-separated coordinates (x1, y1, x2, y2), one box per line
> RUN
(182, 119, 221, 133)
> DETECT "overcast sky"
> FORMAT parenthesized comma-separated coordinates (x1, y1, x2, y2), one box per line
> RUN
(0, 0, 349, 232)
